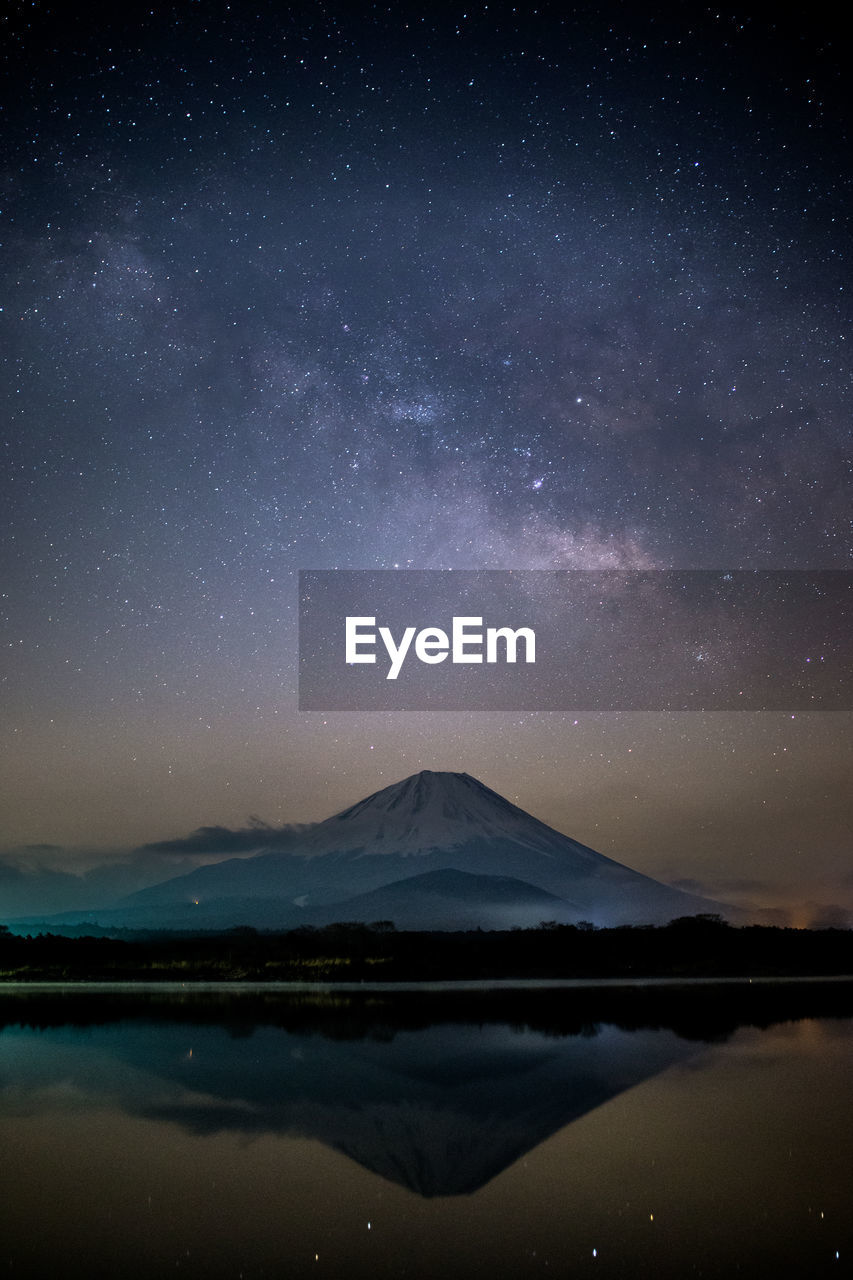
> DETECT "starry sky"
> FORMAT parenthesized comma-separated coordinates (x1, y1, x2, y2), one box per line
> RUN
(1, 1, 851, 923)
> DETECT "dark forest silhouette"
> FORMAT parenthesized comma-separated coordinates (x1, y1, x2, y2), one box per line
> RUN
(2, 914, 853, 983)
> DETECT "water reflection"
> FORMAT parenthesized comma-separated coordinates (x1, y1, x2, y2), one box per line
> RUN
(2, 987, 710, 1197)
(1, 984, 852, 1278)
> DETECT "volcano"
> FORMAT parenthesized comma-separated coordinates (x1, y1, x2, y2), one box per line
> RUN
(33, 770, 728, 932)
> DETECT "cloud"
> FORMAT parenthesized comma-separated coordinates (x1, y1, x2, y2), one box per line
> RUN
(670, 876, 777, 897)
(0, 856, 96, 918)
(668, 876, 798, 926)
(805, 903, 851, 930)
(137, 822, 310, 858)
(669, 877, 853, 930)
(0, 821, 311, 920)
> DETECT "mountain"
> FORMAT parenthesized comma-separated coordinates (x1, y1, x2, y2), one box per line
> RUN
(303, 868, 581, 931)
(13, 771, 730, 932)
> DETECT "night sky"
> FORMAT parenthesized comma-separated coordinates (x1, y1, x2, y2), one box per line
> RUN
(1, 2, 850, 922)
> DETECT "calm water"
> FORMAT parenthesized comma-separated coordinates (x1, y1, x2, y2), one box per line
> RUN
(1, 983, 851, 1278)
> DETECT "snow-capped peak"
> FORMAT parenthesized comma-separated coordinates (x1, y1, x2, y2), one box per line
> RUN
(317, 770, 569, 857)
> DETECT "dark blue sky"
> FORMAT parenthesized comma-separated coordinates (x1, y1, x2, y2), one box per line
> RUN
(1, 2, 850, 920)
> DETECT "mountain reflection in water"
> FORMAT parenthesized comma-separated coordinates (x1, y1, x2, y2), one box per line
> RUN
(0, 987, 708, 1197)
(2, 984, 853, 1279)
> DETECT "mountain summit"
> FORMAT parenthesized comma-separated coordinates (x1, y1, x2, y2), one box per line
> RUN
(34, 769, 726, 932)
(318, 770, 598, 858)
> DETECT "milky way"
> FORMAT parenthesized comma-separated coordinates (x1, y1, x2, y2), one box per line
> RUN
(1, 2, 850, 920)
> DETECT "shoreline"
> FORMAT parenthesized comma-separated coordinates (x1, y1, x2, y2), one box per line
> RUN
(4, 973, 853, 992)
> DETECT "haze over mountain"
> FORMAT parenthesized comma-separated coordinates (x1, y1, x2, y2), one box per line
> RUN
(8, 771, 731, 932)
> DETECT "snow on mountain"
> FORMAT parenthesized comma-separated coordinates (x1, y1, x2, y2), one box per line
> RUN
(316, 770, 587, 858)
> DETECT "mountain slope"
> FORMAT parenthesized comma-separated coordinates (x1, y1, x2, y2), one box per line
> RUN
(304, 867, 581, 931)
(30, 770, 728, 931)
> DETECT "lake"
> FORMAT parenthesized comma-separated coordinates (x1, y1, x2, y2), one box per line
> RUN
(1, 982, 851, 1278)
